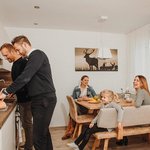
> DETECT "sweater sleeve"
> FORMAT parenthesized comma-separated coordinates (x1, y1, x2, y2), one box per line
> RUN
(109, 102, 124, 123)
(135, 89, 144, 107)
(72, 86, 80, 99)
(91, 105, 103, 124)
(89, 86, 97, 97)
(91, 112, 99, 124)
(6, 50, 45, 94)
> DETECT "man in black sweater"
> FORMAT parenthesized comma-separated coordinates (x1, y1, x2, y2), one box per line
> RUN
(0, 43, 33, 150)
(0, 35, 57, 150)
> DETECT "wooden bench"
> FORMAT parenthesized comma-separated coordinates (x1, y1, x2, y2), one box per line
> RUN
(92, 125, 150, 150)
(91, 105, 150, 150)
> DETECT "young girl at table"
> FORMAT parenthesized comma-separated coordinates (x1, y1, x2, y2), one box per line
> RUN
(67, 89, 124, 150)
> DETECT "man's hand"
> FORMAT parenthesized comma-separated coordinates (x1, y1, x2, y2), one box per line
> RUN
(0, 89, 7, 100)
(0, 100, 6, 109)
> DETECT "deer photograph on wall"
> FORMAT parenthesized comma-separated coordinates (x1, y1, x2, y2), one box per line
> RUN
(75, 48, 118, 71)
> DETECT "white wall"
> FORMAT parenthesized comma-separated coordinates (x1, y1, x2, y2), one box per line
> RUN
(0, 23, 9, 45)
(0, 22, 11, 70)
(127, 24, 150, 92)
(4, 27, 127, 126)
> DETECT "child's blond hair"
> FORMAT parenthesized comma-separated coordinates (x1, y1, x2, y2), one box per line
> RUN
(100, 89, 119, 103)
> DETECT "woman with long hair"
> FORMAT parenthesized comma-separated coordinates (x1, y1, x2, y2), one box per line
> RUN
(116, 75, 150, 146)
(133, 75, 150, 107)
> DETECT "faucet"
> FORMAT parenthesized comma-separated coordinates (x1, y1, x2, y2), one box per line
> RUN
(0, 79, 5, 84)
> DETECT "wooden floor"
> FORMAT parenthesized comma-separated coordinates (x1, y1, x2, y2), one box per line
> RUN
(50, 127, 150, 150)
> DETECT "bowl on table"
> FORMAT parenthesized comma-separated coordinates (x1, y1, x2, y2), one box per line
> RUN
(125, 98, 133, 103)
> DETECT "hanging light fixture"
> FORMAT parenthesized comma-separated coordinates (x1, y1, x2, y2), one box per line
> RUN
(98, 48, 112, 59)
(97, 16, 112, 60)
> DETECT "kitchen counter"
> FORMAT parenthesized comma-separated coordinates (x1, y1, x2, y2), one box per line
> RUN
(0, 99, 16, 150)
(0, 99, 16, 129)
(0, 68, 16, 150)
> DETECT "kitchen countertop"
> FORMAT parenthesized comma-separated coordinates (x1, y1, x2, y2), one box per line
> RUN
(0, 99, 16, 129)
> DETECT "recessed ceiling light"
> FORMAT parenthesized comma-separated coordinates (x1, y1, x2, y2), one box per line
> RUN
(100, 16, 108, 20)
(34, 23, 38, 25)
(34, 6, 40, 9)
(97, 16, 108, 23)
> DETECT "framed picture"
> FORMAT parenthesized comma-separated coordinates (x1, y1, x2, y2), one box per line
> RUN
(75, 47, 118, 71)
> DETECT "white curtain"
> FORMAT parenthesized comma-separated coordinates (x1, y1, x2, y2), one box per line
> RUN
(127, 24, 150, 92)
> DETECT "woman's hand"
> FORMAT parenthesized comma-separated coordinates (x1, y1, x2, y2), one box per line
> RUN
(77, 96, 89, 101)
(77, 97, 83, 101)
(82, 96, 89, 101)
(89, 123, 94, 128)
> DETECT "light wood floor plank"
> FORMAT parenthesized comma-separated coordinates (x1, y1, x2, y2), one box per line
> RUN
(50, 127, 150, 150)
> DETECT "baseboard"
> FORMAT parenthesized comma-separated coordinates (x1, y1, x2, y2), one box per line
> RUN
(50, 126, 67, 130)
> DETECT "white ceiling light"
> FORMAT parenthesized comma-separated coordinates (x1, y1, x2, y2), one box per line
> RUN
(97, 16, 108, 23)
(97, 16, 111, 59)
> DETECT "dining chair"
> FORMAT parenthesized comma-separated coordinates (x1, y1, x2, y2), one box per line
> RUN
(66, 96, 95, 138)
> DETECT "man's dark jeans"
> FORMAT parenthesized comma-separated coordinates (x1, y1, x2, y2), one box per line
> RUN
(31, 93, 57, 150)
(19, 101, 33, 150)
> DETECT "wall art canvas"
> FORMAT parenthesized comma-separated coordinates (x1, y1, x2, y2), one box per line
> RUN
(75, 48, 118, 71)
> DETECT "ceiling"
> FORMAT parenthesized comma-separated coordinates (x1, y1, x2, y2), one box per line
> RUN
(0, 0, 150, 34)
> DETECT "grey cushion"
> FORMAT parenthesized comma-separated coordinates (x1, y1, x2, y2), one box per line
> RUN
(98, 105, 150, 128)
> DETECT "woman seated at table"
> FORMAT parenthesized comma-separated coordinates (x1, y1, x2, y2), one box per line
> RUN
(62, 75, 96, 140)
(133, 75, 150, 107)
(116, 75, 150, 146)
(72, 75, 97, 114)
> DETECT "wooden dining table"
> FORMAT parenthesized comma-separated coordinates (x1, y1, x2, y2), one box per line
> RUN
(76, 98, 135, 110)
